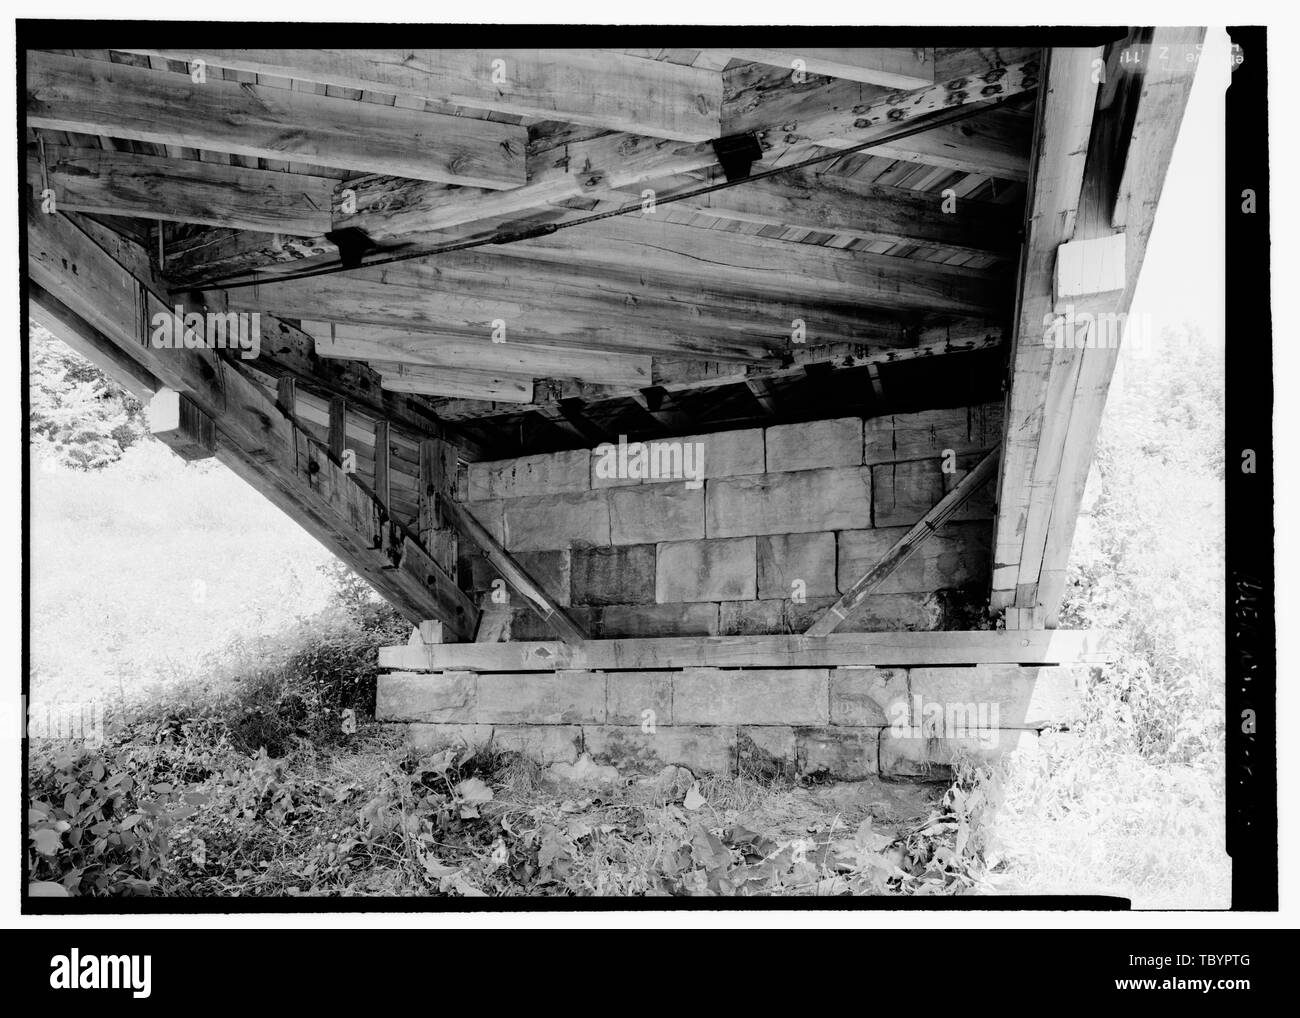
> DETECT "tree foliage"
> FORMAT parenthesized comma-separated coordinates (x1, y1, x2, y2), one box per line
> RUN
(29, 324, 148, 470)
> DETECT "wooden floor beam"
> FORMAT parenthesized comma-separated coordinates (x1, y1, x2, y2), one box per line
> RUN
(27, 50, 527, 188)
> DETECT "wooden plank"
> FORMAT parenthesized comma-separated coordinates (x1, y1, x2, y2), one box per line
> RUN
(217, 254, 924, 362)
(651, 170, 1019, 257)
(275, 375, 296, 415)
(864, 108, 1031, 181)
(706, 48, 934, 88)
(373, 420, 391, 513)
(27, 50, 526, 188)
(328, 397, 347, 464)
(378, 628, 1117, 672)
(806, 449, 999, 636)
(306, 320, 652, 387)
(122, 48, 723, 142)
(379, 363, 534, 403)
(30, 145, 336, 234)
(418, 438, 459, 591)
(28, 205, 480, 635)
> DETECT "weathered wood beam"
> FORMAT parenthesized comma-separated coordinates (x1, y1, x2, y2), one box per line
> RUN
(30, 145, 337, 234)
(993, 32, 1202, 627)
(120, 48, 723, 143)
(806, 449, 999, 636)
(989, 48, 1102, 618)
(377, 362, 535, 403)
(329, 57, 1039, 241)
(305, 320, 652, 388)
(417, 438, 458, 582)
(28, 205, 480, 635)
(380, 628, 1116, 673)
(429, 330, 1004, 422)
(29, 281, 160, 400)
(1032, 30, 1204, 624)
(633, 169, 1020, 257)
(27, 50, 526, 188)
(702, 48, 934, 88)
(441, 498, 587, 645)
(725, 57, 1038, 162)
(373, 420, 391, 516)
(862, 107, 1031, 181)
(215, 253, 941, 362)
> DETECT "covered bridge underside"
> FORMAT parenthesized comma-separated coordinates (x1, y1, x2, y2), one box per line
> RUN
(24, 33, 1200, 777)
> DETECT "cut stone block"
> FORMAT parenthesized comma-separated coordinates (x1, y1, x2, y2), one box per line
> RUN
(508, 606, 596, 642)
(518, 550, 572, 607)
(656, 536, 756, 603)
(829, 666, 909, 726)
(943, 453, 997, 521)
(583, 725, 737, 774)
(406, 723, 494, 754)
(593, 428, 764, 487)
(468, 448, 591, 500)
(377, 671, 476, 723)
(907, 664, 1086, 730)
(596, 602, 720, 638)
(837, 521, 991, 595)
(766, 417, 863, 473)
(673, 667, 829, 726)
(737, 726, 798, 779)
(462, 499, 505, 544)
(607, 671, 673, 726)
(756, 532, 837, 599)
(863, 404, 1003, 465)
(706, 466, 871, 538)
(608, 483, 705, 544)
(504, 491, 610, 551)
(878, 727, 1034, 782)
(464, 549, 570, 607)
(718, 593, 941, 635)
(475, 671, 605, 724)
(797, 727, 881, 779)
(872, 459, 944, 527)
(570, 544, 656, 606)
(492, 724, 582, 764)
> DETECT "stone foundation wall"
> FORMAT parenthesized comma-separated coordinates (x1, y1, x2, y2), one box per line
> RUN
(378, 662, 1086, 782)
(456, 403, 1002, 639)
